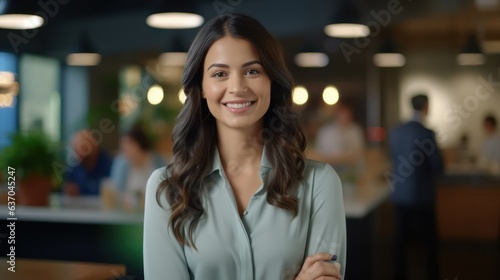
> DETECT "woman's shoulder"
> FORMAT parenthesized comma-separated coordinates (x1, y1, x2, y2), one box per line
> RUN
(302, 159, 342, 189)
(146, 167, 168, 193)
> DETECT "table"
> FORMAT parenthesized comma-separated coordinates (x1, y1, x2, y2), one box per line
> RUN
(0, 258, 125, 280)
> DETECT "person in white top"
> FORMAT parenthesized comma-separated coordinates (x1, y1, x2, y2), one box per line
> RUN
(311, 104, 365, 174)
(480, 115, 500, 169)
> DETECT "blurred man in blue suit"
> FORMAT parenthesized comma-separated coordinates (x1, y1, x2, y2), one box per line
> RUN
(388, 94, 444, 280)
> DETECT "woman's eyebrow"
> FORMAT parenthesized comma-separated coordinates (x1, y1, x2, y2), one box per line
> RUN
(207, 60, 262, 71)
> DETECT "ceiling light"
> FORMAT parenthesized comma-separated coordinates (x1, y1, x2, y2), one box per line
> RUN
(457, 34, 485, 66)
(147, 84, 164, 105)
(292, 86, 308, 105)
(373, 37, 405, 67)
(67, 33, 101, 66)
(66, 53, 101, 66)
(324, 2, 370, 38)
(0, 14, 43, 29)
(323, 86, 339, 105)
(294, 52, 329, 67)
(324, 23, 370, 38)
(457, 53, 485, 66)
(159, 52, 187, 66)
(147, 12, 203, 29)
(373, 53, 406, 67)
(178, 88, 187, 104)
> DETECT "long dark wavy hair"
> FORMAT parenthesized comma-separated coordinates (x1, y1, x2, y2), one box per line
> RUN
(157, 13, 306, 248)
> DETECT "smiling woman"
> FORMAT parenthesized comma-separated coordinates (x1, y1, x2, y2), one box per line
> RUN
(143, 13, 346, 280)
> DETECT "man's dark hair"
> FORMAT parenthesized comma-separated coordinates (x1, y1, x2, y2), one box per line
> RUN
(411, 94, 428, 111)
(484, 115, 497, 128)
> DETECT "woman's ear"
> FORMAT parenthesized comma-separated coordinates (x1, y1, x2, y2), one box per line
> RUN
(201, 90, 206, 99)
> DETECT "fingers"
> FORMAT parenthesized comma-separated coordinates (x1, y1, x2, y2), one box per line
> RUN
(300, 252, 334, 270)
(305, 261, 341, 280)
(333, 262, 341, 271)
(296, 253, 342, 280)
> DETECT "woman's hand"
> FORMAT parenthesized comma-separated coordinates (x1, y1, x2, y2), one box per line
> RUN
(295, 253, 342, 280)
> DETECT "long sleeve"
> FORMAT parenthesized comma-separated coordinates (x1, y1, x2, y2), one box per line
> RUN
(143, 168, 190, 280)
(427, 131, 444, 176)
(109, 154, 127, 192)
(305, 164, 347, 277)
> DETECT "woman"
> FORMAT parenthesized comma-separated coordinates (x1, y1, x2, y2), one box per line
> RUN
(144, 13, 346, 280)
(110, 124, 164, 210)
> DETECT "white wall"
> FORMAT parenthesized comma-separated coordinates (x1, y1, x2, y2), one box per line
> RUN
(398, 51, 500, 156)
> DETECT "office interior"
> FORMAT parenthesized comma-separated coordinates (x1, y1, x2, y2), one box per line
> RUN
(0, 0, 499, 279)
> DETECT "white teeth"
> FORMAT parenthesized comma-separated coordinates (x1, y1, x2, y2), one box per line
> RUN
(226, 102, 252, 109)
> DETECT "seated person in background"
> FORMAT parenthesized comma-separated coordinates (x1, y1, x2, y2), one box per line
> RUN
(309, 104, 365, 175)
(64, 129, 113, 196)
(110, 124, 164, 209)
(481, 114, 500, 168)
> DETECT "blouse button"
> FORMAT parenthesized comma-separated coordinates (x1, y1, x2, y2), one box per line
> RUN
(243, 210, 248, 216)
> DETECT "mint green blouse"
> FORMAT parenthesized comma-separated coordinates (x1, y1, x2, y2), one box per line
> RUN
(143, 148, 346, 279)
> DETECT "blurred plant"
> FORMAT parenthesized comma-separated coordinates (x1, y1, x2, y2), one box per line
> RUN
(0, 131, 60, 181)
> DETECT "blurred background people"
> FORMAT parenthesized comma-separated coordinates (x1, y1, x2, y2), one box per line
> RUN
(480, 114, 500, 170)
(64, 129, 113, 196)
(309, 104, 365, 178)
(110, 124, 164, 210)
(388, 94, 444, 280)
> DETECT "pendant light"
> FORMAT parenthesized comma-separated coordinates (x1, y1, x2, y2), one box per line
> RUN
(457, 34, 485, 66)
(66, 32, 101, 66)
(146, 1, 203, 29)
(324, 1, 370, 38)
(0, 0, 44, 30)
(373, 37, 405, 67)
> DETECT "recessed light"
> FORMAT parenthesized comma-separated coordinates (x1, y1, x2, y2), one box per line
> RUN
(323, 86, 339, 105)
(147, 84, 164, 105)
(178, 88, 187, 104)
(292, 86, 309, 105)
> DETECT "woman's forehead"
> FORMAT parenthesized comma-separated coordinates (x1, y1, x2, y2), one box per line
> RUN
(204, 36, 260, 67)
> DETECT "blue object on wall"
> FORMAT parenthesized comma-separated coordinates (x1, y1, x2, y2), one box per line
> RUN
(0, 52, 18, 149)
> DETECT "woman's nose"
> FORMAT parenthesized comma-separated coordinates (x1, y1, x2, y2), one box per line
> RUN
(228, 74, 247, 94)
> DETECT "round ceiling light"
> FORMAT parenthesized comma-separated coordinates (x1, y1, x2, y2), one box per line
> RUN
(147, 84, 164, 105)
(323, 86, 339, 105)
(292, 86, 309, 105)
(178, 88, 187, 104)
(146, 12, 203, 29)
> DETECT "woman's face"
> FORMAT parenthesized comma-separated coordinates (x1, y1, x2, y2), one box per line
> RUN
(202, 35, 271, 131)
(121, 136, 143, 163)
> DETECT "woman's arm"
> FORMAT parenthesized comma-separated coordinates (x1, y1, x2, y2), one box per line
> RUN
(297, 164, 347, 279)
(143, 168, 190, 280)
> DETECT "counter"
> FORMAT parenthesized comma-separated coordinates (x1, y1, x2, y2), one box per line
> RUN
(0, 184, 389, 223)
(0, 184, 389, 280)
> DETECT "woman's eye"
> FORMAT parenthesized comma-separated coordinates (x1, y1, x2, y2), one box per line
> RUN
(212, 72, 226, 78)
(246, 69, 260, 75)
